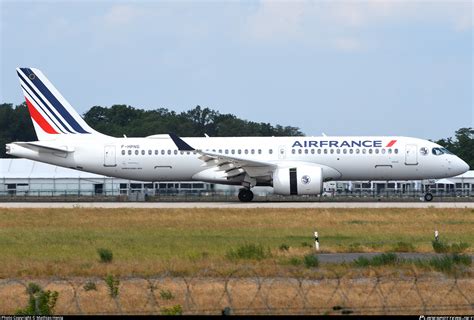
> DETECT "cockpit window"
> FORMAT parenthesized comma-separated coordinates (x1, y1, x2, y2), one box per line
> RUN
(432, 147, 444, 156)
(441, 148, 453, 155)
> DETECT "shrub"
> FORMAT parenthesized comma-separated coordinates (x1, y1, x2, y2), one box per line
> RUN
(303, 254, 319, 268)
(83, 281, 97, 291)
(160, 289, 174, 300)
(161, 304, 183, 315)
(450, 242, 470, 253)
(105, 274, 120, 298)
(226, 243, 270, 260)
(15, 282, 59, 315)
(432, 241, 450, 253)
(354, 253, 398, 267)
(432, 241, 470, 254)
(97, 248, 113, 263)
(279, 243, 290, 251)
(392, 241, 415, 252)
(428, 254, 471, 273)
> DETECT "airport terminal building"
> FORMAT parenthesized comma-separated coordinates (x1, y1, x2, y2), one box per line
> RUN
(1, 158, 473, 198)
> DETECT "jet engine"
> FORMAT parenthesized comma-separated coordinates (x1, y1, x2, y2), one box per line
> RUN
(272, 165, 323, 195)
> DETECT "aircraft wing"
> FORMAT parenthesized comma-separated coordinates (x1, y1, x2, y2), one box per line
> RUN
(169, 133, 275, 178)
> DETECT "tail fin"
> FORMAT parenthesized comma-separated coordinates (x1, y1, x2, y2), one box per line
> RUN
(16, 67, 101, 140)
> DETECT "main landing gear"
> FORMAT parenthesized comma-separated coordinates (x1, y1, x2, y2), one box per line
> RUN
(424, 192, 433, 202)
(238, 188, 254, 202)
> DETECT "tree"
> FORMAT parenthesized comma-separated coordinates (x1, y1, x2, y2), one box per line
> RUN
(436, 127, 474, 169)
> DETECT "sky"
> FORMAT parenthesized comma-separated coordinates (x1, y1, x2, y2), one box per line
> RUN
(1, 0, 472, 140)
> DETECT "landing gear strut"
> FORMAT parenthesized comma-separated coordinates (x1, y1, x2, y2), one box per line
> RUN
(238, 188, 254, 202)
(424, 192, 433, 202)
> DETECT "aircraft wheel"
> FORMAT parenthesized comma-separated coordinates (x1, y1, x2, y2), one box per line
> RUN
(238, 189, 254, 202)
(424, 192, 433, 202)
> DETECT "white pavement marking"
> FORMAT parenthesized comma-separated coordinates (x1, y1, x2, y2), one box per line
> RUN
(0, 202, 473, 208)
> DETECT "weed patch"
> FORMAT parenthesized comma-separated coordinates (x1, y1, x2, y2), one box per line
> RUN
(15, 283, 58, 315)
(303, 254, 319, 268)
(105, 274, 120, 298)
(97, 248, 113, 263)
(226, 243, 270, 260)
(432, 241, 469, 254)
(354, 253, 398, 267)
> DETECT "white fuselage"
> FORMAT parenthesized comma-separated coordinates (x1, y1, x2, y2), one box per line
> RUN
(7, 135, 469, 185)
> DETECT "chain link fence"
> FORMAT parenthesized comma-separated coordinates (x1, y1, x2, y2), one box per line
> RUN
(1, 268, 472, 315)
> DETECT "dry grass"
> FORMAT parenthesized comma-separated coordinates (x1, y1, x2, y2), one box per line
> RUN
(0, 208, 472, 277)
(1, 274, 472, 315)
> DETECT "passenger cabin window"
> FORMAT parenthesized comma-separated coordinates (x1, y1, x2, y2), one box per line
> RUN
(135, 150, 139, 155)
(269, 149, 273, 154)
(128, 150, 132, 155)
(148, 150, 152, 155)
(122, 150, 125, 155)
(420, 147, 428, 155)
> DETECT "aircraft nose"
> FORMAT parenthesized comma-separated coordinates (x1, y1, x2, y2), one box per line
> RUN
(455, 157, 470, 175)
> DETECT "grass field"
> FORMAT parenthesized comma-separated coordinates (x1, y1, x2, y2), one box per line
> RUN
(0, 208, 472, 277)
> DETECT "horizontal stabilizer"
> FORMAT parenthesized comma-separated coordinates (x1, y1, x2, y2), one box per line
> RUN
(14, 142, 74, 153)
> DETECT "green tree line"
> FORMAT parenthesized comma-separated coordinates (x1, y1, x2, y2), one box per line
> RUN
(0, 103, 302, 158)
(0, 102, 472, 170)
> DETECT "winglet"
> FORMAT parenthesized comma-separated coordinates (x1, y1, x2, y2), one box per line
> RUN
(169, 133, 195, 151)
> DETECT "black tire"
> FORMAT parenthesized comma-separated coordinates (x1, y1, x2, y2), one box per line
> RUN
(238, 189, 254, 202)
(424, 193, 433, 202)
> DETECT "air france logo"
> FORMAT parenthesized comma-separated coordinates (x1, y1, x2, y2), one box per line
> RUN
(301, 175, 311, 184)
(292, 140, 397, 148)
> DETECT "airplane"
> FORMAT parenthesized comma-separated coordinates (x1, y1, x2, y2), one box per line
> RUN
(6, 67, 470, 202)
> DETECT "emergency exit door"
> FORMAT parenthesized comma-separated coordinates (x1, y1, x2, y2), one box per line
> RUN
(104, 145, 117, 167)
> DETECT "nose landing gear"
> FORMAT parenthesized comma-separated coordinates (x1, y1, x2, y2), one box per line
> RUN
(424, 192, 433, 202)
(238, 188, 254, 202)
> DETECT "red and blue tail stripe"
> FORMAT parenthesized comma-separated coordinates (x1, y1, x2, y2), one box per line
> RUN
(17, 68, 93, 136)
(19, 68, 90, 134)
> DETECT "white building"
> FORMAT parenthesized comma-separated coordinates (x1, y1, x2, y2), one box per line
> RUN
(0, 159, 211, 196)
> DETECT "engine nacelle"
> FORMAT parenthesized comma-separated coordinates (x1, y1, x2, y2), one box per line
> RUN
(273, 165, 323, 195)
